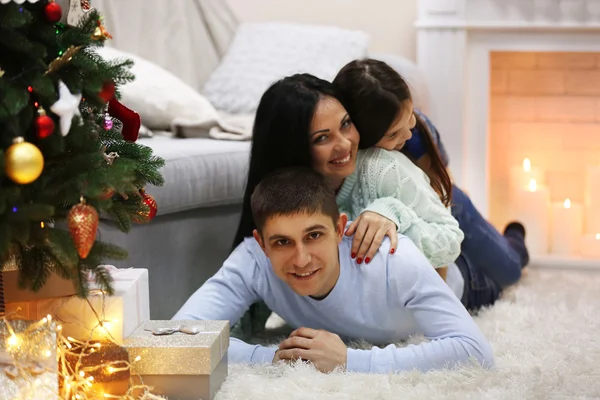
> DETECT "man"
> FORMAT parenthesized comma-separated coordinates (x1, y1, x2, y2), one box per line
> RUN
(173, 167, 493, 373)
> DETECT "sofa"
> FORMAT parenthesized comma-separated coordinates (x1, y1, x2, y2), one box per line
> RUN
(93, 0, 431, 320)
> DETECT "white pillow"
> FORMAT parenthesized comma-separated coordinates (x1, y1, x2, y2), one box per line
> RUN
(95, 46, 220, 132)
(202, 22, 370, 114)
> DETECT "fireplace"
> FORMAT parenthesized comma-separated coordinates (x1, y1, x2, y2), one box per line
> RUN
(416, 0, 600, 268)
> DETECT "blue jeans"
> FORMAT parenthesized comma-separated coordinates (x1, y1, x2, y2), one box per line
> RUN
(451, 185, 529, 310)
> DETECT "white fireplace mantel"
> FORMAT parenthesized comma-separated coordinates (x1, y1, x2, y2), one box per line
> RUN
(416, 0, 600, 218)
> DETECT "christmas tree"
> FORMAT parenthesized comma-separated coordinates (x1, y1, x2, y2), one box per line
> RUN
(0, 1, 165, 311)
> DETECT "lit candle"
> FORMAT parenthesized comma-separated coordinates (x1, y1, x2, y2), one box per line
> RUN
(584, 166, 600, 234)
(510, 158, 545, 193)
(550, 198, 583, 255)
(580, 233, 600, 258)
(513, 178, 550, 255)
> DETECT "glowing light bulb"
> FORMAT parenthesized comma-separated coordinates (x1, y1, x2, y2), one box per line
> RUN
(564, 198, 571, 209)
(107, 366, 115, 374)
(44, 350, 52, 357)
(528, 179, 537, 192)
(79, 371, 85, 377)
(596, 233, 600, 240)
(6, 335, 19, 349)
(523, 158, 531, 172)
(134, 356, 141, 362)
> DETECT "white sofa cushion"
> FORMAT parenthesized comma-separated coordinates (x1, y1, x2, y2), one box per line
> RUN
(202, 22, 370, 114)
(137, 135, 250, 214)
(95, 46, 221, 132)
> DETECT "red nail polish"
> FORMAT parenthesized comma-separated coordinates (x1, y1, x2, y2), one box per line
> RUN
(365, 257, 371, 264)
(357, 257, 363, 264)
(351, 252, 356, 259)
(390, 248, 395, 255)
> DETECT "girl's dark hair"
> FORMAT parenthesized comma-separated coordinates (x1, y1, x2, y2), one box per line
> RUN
(232, 73, 339, 249)
(332, 59, 452, 206)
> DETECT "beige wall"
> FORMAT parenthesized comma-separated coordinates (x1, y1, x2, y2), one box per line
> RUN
(224, 0, 417, 60)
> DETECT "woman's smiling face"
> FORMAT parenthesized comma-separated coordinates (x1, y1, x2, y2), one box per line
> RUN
(308, 96, 360, 189)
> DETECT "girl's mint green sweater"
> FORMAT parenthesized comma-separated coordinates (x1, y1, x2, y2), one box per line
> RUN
(336, 148, 464, 267)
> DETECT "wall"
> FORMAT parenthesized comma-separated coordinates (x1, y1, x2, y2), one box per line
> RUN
(224, 0, 418, 60)
(489, 51, 600, 228)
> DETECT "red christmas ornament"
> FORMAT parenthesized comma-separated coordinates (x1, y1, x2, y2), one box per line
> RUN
(67, 199, 99, 259)
(107, 98, 141, 142)
(132, 189, 158, 224)
(36, 108, 55, 138)
(98, 81, 115, 103)
(44, 1, 62, 23)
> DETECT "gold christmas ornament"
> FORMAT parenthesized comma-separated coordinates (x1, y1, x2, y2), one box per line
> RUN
(91, 24, 112, 41)
(45, 45, 82, 76)
(4, 137, 44, 184)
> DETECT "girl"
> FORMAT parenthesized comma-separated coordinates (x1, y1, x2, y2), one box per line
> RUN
(232, 73, 464, 339)
(332, 58, 529, 310)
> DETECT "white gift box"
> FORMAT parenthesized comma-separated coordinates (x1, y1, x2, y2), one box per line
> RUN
(5, 267, 149, 344)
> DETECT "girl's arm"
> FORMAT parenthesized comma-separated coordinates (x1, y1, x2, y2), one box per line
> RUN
(359, 148, 463, 268)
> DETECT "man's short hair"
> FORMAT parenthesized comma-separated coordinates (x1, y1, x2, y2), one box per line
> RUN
(251, 167, 340, 233)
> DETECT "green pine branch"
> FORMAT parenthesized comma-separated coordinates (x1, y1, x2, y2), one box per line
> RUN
(0, 4, 165, 297)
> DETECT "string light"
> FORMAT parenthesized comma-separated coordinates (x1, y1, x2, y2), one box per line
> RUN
(2, 308, 164, 399)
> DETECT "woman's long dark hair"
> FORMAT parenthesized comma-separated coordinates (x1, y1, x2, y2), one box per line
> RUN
(232, 74, 339, 249)
(332, 59, 452, 206)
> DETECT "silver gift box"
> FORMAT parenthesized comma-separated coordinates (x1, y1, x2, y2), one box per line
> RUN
(123, 320, 229, 400)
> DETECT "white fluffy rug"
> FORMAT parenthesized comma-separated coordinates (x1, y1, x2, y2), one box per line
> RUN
(215, 268, 600, 400)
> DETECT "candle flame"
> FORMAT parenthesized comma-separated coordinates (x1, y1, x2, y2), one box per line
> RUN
(523, 158, 531, 172)
(596, 233, 600, 240)
(528, 179, 537, 192)
(564, 198, 571, 209)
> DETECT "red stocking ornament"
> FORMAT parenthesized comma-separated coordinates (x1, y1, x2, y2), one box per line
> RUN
(99, 81, 115, 103)
(108, 98, 141, 142)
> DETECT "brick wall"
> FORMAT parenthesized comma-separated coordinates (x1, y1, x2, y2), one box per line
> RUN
(489, 52, 600, 229)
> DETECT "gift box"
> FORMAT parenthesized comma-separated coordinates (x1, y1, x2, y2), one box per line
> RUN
(5, 268, 149, 343)
(2, 270, 76, 302)
(124, 320, 229, 400)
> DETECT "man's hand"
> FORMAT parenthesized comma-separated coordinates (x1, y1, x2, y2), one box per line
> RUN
(276, 327, 347, 373)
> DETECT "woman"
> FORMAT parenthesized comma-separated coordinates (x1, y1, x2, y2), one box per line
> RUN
(232, 74, 464, 339)
(332, 58, 529, 311)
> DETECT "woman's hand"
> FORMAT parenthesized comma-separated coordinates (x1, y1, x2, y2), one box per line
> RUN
(345, 211, 398, 264)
